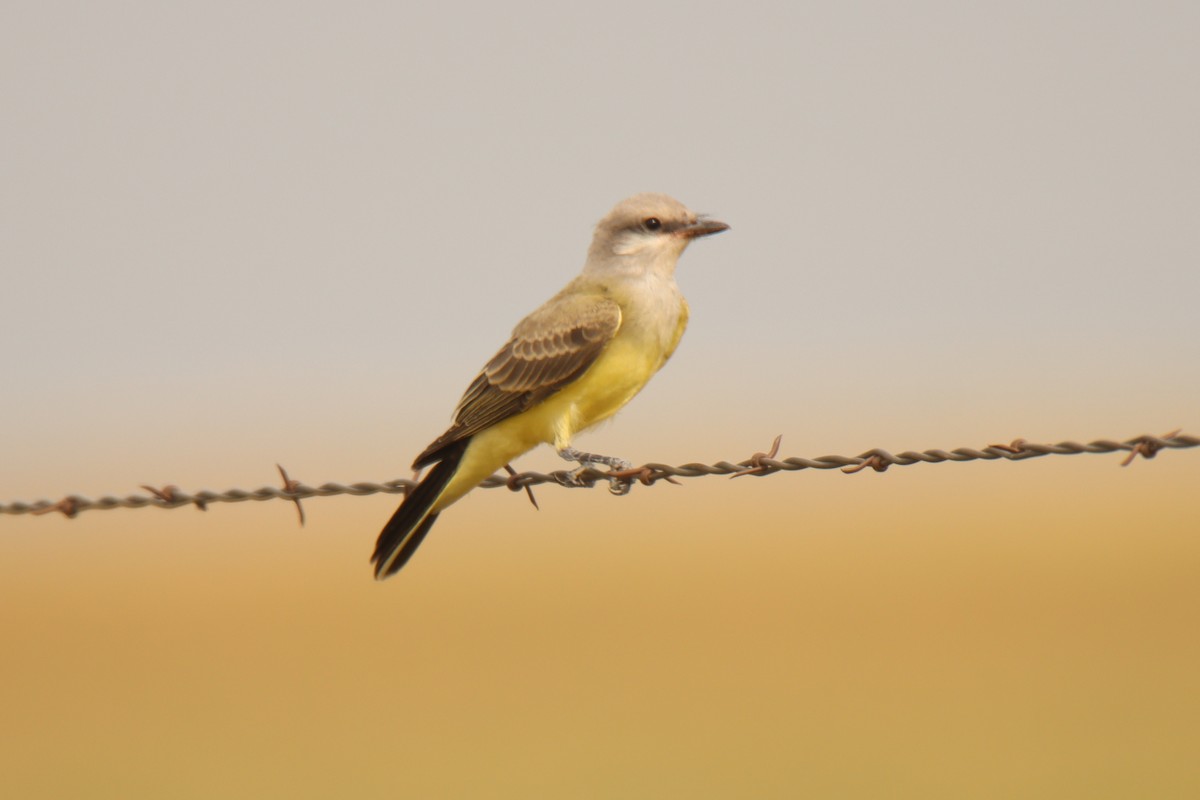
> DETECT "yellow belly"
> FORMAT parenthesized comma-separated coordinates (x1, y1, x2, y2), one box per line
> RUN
(432, 334, 667, 512)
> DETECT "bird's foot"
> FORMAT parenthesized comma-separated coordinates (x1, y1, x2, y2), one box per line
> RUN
(558, 446, 631, 471)
(557, 447, 634, 495)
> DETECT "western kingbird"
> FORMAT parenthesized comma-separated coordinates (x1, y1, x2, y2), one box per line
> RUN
(372, 192, 729, 578)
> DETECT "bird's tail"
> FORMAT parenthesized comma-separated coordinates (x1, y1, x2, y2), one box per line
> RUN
(372, 439, 470, 579)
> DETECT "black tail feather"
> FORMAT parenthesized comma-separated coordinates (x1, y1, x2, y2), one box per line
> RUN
(372, 439, 469, 579)
(374, 512, 439, 578)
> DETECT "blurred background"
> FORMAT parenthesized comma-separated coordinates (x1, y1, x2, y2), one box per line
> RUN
(2, 1, 1198, 797)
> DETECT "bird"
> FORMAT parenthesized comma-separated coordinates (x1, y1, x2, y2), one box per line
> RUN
(372, 192, 729, 579)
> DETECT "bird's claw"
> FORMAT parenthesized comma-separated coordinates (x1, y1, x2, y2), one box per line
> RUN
(607, 476, 633, 496)
(574, 456, 633, 495)
(591, 458, 633, 495)
(557, 446, 634, 492)
(555, 455, 636, 495)
(559, 466, 596, 488)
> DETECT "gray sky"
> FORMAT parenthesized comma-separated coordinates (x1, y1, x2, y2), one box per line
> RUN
(3, 1, 1197, 496)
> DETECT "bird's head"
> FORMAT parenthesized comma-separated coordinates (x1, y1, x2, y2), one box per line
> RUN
(586, 193, 729, 277)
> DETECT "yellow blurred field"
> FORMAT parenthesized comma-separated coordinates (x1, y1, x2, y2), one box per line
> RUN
(3, 451, 1197, 797)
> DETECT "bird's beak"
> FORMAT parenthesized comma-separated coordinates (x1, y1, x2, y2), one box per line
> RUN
(678, 217, 730, 239)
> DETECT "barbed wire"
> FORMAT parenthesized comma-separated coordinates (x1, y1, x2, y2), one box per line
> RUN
(2, 430, 1194, 521)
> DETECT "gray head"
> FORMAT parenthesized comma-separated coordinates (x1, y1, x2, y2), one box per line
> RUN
(586, 193, 729, 271)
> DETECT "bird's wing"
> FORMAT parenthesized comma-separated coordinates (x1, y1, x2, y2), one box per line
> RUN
(413, 292, 622, 468)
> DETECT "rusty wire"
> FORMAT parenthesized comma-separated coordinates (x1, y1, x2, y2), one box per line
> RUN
(1, 430, 1194, 520)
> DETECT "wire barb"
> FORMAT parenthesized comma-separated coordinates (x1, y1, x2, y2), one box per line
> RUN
(842, 451, 892, 474)
(276, 464, 306, 526)
(141, 484, 208, 511)
(730, 434, 784, 478)
(1120, 428, 1183, 467)
(504, 463, 539, 510)
(2, 430, 1195, 520)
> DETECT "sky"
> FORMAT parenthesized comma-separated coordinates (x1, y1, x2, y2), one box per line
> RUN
(2, 2, 1199, 797)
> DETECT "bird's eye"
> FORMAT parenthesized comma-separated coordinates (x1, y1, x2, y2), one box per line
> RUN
(643, 217, 662, 231)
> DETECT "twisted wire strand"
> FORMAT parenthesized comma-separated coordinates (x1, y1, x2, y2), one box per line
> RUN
(2, 431, 1195, 519)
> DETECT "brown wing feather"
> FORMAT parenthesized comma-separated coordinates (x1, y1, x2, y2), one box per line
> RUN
(413, 294, 621, 468)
